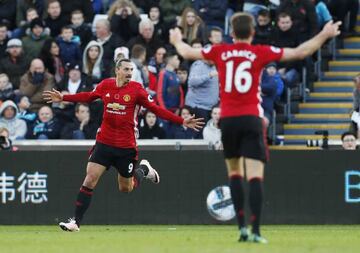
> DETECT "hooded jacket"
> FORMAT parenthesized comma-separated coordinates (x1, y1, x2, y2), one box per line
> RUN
(82, 40, 104, 80)
(203, 119, 221, 148)
(0, 100, 27, 140)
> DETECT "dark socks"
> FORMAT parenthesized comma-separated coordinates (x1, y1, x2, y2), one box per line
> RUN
(229, 175, 245, 229)
(74, 185, 93, 226)
(249, 178, 263, 236)
(133, 164, 148, 188)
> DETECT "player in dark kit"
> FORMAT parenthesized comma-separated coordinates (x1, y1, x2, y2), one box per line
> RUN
(43, 59, 204, 232)
(170, 13, 341, 243)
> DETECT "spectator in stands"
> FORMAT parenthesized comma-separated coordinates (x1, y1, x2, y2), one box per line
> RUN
(39, 38, 64, 84)
(16, 95, 37, 125)
(58, 0, 94, 23)
(243, 0, 267, 18)
(169, 106, 197, 139)
(271, 13, 301, 89)
(147, 46, 166, 97)
(82, 40, 104, 85)
(0, 39, 29, 89)
(157, 52, 184, 113)
(341, 131, 357, 150)
(178, 7, 207, 44)
(277, 0, 318, 41)
(108, 0, 140, 43)
(45, 0, 68, 38)
(185, 57, 219, 125)
(177, 64, 189, 97)
(92, 0, 103, 15)
(57, 63, 93, 94)
(160, 0, 191, 28)
(12, 7, 40, 39)
(19, 58, 55, 112)
(0, 73, 15, 102)
(0, 127, 15, 151)
(16, 1, 45, 29)
(57, 25, 82, 66)
(261, 62, 284, 127)
(0, 100, 27, 140)
(70, 10, 93, 51)
(203, 105, 222, 150)
(0, 0, 17, 30)
(193, 0, 228, 29)
(311, 0, 332, 29)
(94, 18, 125, 77)
(139, 110, 166, 139)
(27, 105, 60, 139)
(130, 44, 148, 86)
(60, 103, 97, 139)
(22, 18, 51, 60)
(328, 0, 358, 36)
(0, 22, 9, 58)
(207, 26, 223, 45)
(149, 5, 167, 42)
(127, 18, 164, 62)
(253, 9, 274, 45)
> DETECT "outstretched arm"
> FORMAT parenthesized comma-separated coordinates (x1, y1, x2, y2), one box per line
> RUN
(281, 21, 341, 62)
(43, 88, 101, 104)
(169, 28, 204, 60)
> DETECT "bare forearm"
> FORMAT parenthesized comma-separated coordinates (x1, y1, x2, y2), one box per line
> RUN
(173, 41, 203, 60)
(297, 32, 328, 58)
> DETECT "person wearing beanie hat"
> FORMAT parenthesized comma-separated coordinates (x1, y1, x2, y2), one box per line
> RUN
(22, 17, 50, 60)
(6, 39, 22, 48)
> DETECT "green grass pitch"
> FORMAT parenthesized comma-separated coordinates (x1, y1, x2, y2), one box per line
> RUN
(1, 225, 359, 253)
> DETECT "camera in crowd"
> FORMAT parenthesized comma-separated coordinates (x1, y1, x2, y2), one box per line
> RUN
(0, 128, 13, 151)
(306, 130, 329, 149)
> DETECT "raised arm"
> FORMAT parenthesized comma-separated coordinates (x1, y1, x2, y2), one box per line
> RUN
(43, 88, 101, 104)
(281, 20, 341, 62)
(169, 28, 204, 60)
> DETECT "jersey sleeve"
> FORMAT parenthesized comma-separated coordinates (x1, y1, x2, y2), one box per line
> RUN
(137, 85, 184, 125)
(63, 81, 103, 103)
(258, 45, 284, 66)
(201, 44, 221, 63)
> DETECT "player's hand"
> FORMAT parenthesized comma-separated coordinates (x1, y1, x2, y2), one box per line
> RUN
(43, 88, 63, 103)
(169, 27, 183, 46)
(183, 114, 205, 132)
(321, 20, 342, 38)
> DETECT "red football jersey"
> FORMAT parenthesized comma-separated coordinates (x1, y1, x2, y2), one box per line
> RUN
(202, 42, 283, 118)
(63, 78, 183, 148)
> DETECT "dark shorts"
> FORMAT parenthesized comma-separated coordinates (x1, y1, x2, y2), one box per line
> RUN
(89, 142, 138, 178)
(220, 116, 268, 163)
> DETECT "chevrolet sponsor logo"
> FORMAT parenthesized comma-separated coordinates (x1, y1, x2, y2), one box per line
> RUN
(107, 103, 126, 110)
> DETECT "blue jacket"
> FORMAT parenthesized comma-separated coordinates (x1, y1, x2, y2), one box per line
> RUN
(193, 0, 228, 28)
(169, 125, 197, 139)
(157, 69, 184, 111)
(261, 72, 282, 117)
(57, 37, 81, 66)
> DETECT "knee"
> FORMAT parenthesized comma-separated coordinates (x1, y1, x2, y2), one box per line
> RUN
(119, 185, 133, 193)
(84, 173, 99, 188)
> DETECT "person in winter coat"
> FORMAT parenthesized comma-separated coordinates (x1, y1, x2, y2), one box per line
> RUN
(0, 100, 27, 140)
(139, 110, 166, 139)
(203, 105, 222, 150)
(82, 40, 104, 85)
(0, 73, 15, 102)
(56, 25, 82, 66)
(169, 106, 198, 139)
(27, 105, 61, 139)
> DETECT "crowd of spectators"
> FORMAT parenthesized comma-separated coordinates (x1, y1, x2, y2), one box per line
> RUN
(0, 0, 357, 149)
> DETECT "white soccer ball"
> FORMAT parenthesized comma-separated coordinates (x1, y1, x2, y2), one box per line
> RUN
(206, 185, 235, 221)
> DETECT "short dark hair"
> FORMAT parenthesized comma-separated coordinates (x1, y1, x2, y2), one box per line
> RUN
(208, 27, 223, 37)
(164, 51, 178, 64)
(71, 9, 84, 17)
(277, 12, 292, 21)
(231, 13, 255, 40)
(258, 9, 270, 18)
(61, 25, 73, 32)
(341, 131, 357, 141)
(131, 44, 146, 59)
(116, 58, 132, 68)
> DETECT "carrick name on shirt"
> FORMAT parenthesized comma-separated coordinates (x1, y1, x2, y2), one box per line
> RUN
(221, 50, 257, 61)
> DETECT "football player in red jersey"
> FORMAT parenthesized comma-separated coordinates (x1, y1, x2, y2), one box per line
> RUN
(170, 13, 341, 243)
(43, 59, 204, 232)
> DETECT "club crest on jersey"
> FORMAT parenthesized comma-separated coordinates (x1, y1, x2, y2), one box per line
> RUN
(123, 94, 131, 102)
(107, 103, 126, 110)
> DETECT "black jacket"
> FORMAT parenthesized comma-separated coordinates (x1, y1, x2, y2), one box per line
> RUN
(60, 118, 98, 139)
